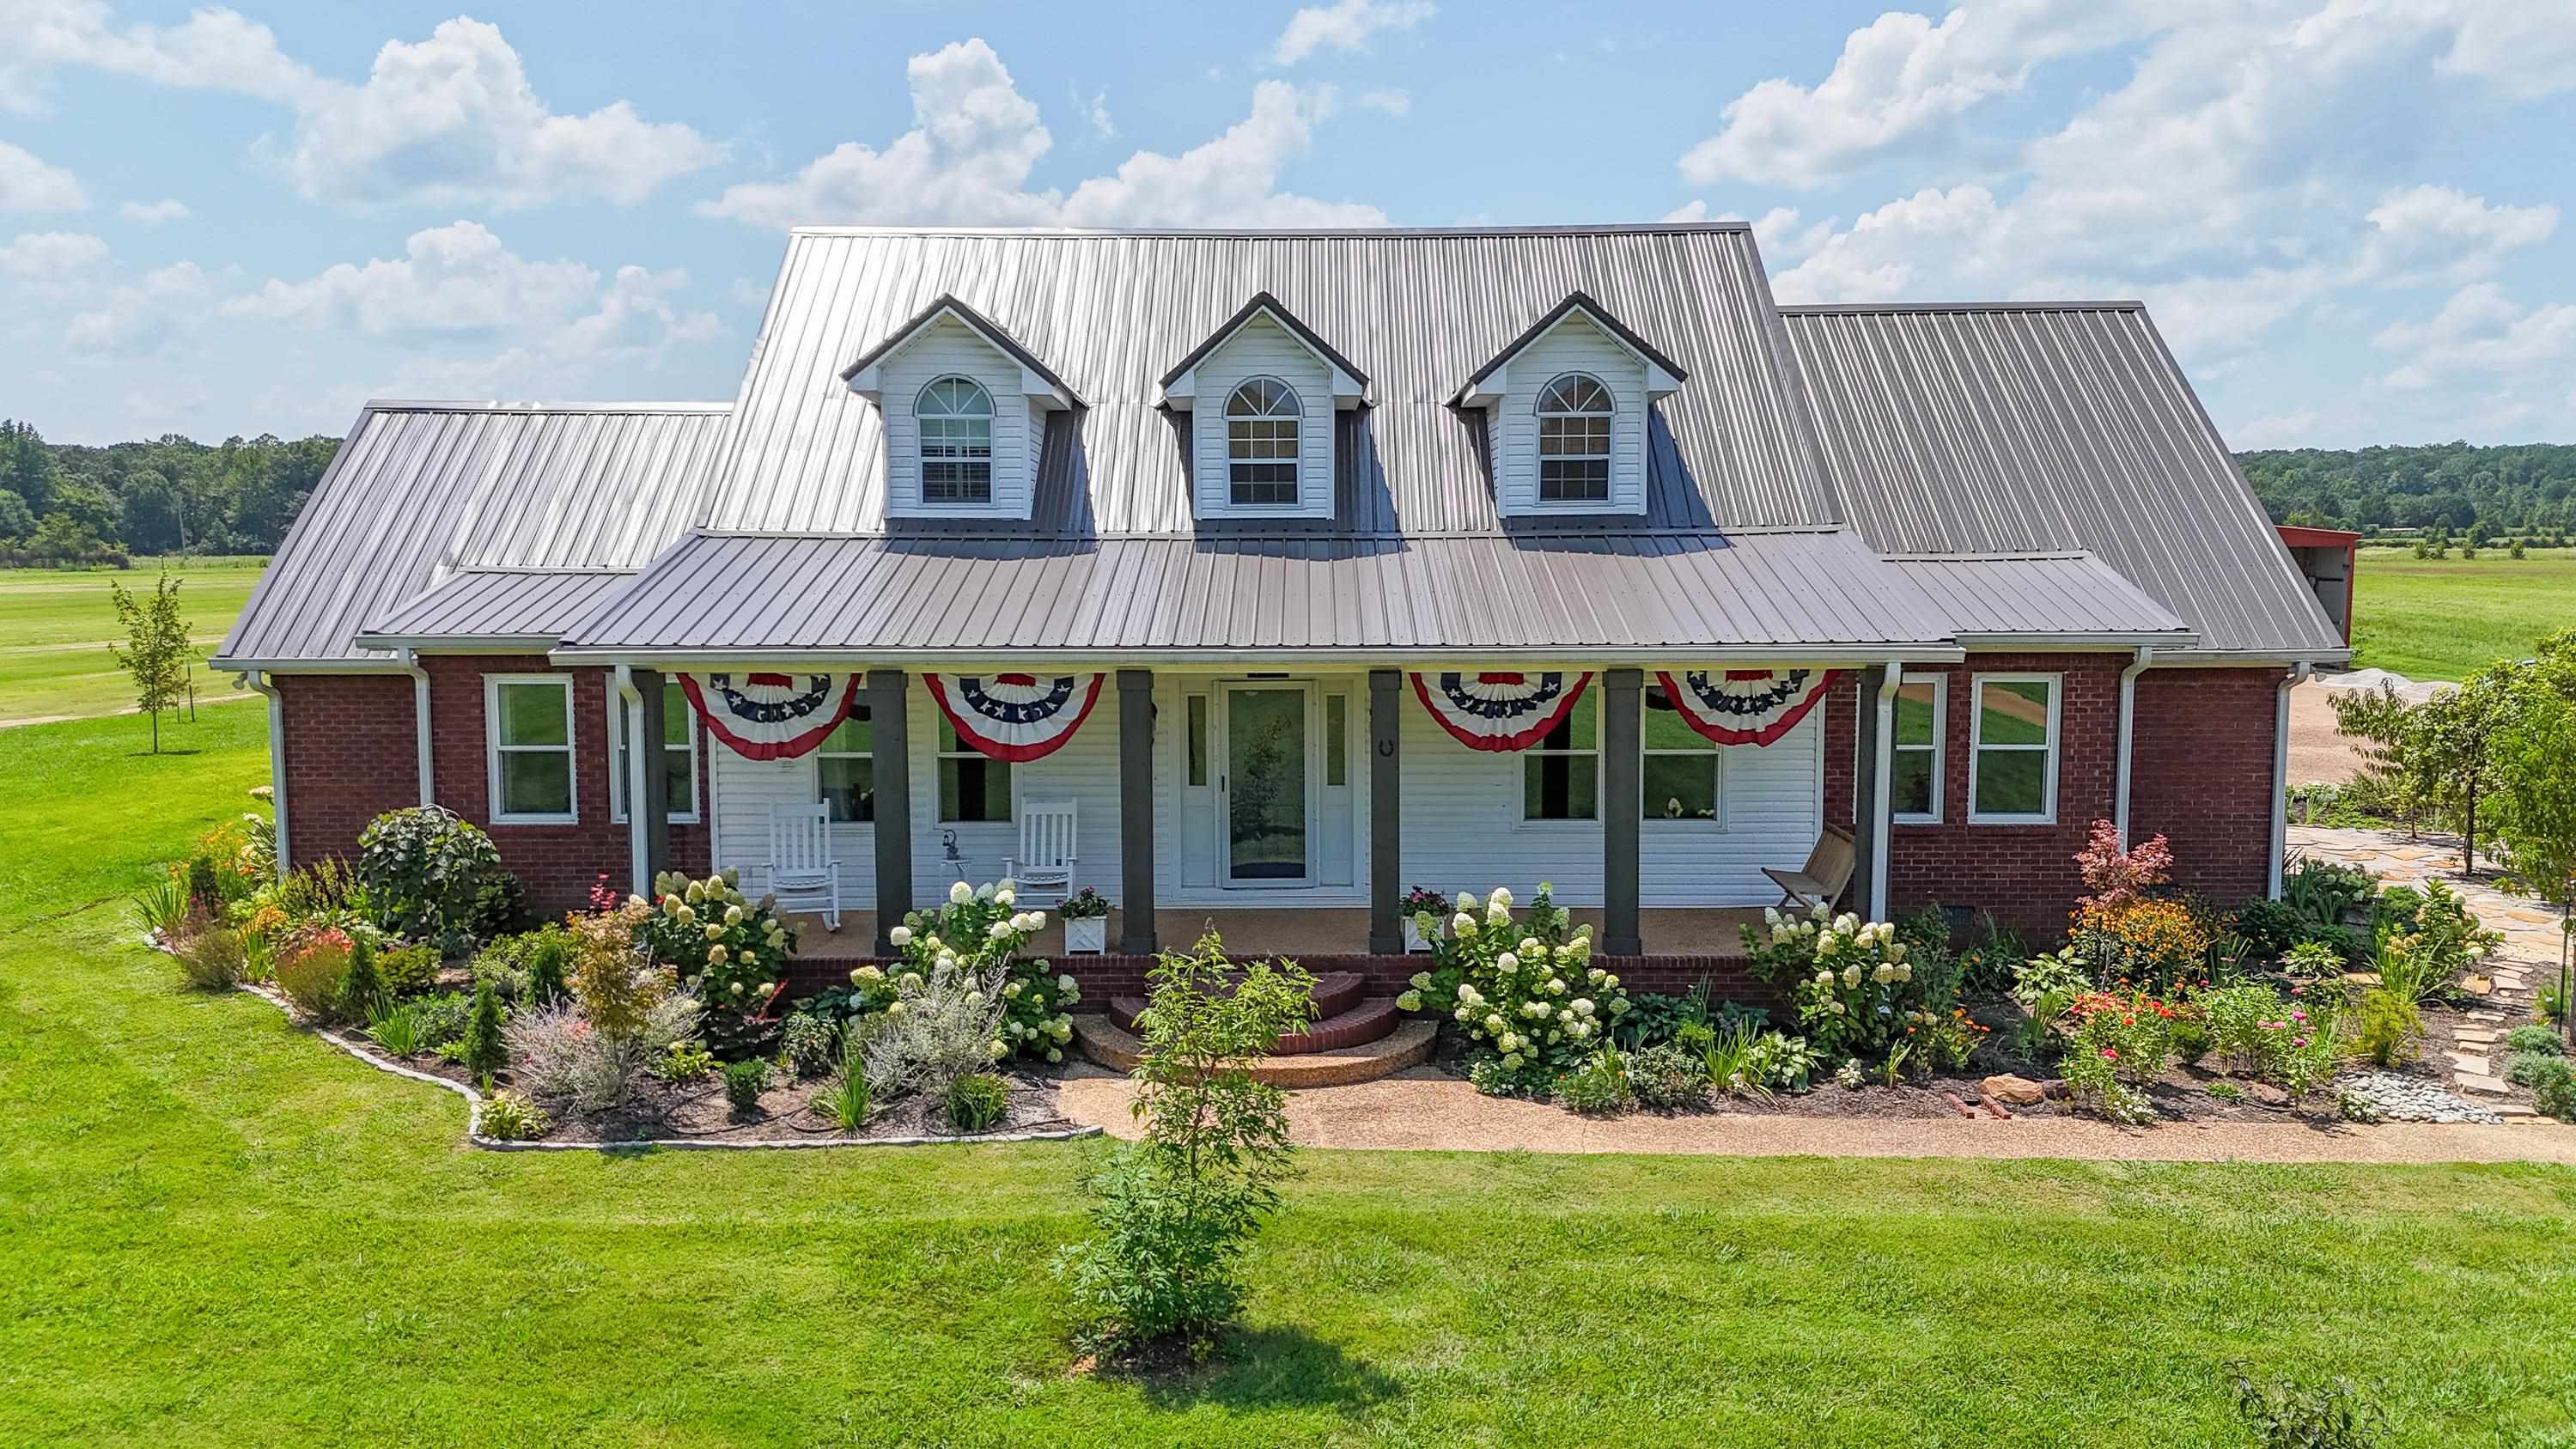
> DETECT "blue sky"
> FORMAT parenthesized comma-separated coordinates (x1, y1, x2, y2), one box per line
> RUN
(4, 0, 2573, 448)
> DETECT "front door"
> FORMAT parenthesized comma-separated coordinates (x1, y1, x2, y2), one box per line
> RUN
(1218, 683, 1312, 886)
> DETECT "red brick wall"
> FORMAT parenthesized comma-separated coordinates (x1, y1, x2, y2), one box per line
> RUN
(2128, 667, 2286, 905)
(277, 660, 709, 920)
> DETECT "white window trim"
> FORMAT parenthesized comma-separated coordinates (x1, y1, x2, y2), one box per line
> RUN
(486, 673, 576, 825)
(916, 374, 997, 508)
(815, 716, 875, 825)
(606, 678, 699, 825)
(1893, 673, 1946, 825)
(935, 718, 1014, 825)
(1223, 375, 1304, 509)
(1642, 694, 1727, 831)
(1515, 694, 1601, 829)
(1967, 672, 2061, 825)
(1534, 371, 1615, 507)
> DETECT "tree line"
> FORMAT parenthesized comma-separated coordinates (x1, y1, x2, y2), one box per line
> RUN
(0, 418, 340, 564)
(2236, 441, 2576, 542)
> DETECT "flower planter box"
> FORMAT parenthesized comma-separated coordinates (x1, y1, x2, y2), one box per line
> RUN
(1402, 917, 1435, 954)
(1064, 916, 1107, 955)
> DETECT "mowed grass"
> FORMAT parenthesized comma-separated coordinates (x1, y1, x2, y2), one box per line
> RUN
(0, 556, 266, 726)
(2351, 548, 2576, 681)
(6, 707, 2576, 1445)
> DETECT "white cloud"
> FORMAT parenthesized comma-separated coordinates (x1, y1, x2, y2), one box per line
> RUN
(1661, 200, 1709, 222)
(1270, 0, 1434, 66)
(13, 5, 722, 208)
(1356, 87, 1410, 116)
(700, 39, 1381, 230)
(2358, 184, 2556, 283)
(65, 259, 214, 352)
(1770, 185, 2001, 301)
(118, 198, 189, 225)
(1075, 86, 1115, 139)
(0, 140, 88, 211)
(226, 221, 602, 334)
(2233, 410, 2323, 448)
(0, 229, 107, 280)
(2372, 281, 2576, 391)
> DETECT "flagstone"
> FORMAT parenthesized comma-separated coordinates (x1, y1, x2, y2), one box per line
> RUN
(2457, 1073, 2512, 1095)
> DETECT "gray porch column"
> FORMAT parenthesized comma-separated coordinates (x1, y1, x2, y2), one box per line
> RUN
(1116, 669, 1159, 956)
(866, 669, 913, 957)
(1368, 668, 1404, 955)
(1601, 667, 1642, 957)
(1848, 664, 1885, 919)
(635, 667, 673, 886)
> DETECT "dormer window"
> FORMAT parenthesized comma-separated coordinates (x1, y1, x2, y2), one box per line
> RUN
(1536, 374, 1613, 502)
(917, 376, 995, 503)
(1226, 378, 1303, 506)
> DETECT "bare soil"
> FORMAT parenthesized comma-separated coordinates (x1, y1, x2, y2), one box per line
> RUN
(2288, 677, 2369, 786)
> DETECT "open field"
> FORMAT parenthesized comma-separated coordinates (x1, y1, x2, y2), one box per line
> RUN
(2350, 548, 2576, 682)
(0, 556, 267, 728)
(3, 704, 2576, 1445)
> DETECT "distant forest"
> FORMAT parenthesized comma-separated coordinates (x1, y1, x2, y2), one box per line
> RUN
(5, 419, 2574, 564)
(2235, 441, 2576, 541)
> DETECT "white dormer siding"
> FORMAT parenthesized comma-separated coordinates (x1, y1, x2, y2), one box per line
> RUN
(874, 315, 1037, 520)
(1189, 314, 1336, 521)
(1494, 313, 1650, 516)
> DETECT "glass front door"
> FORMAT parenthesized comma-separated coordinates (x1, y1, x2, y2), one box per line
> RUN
(1221, 685, 1310, 884)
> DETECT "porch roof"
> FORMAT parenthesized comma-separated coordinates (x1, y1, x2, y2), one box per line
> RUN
(1885, 552, 2192, 644)
(556, 526, 1969, 663)
(356, 567, 639, 649)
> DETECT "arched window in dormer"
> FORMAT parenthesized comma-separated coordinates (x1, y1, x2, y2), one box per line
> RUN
(917, 375, 995, 503)
(1225, 377, 1302, 506)
(1536, 372, 1614, 502)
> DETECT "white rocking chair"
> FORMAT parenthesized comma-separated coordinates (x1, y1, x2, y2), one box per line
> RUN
(1004, 798, 1077, 906)
(767, 801, 843, 931)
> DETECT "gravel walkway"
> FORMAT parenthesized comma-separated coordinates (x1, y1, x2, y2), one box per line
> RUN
(1055, 1064, 2575, 1166)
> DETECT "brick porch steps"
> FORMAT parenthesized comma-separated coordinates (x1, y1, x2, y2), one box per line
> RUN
(1074, 1014, 1437, 1087)
(1103, 971, 1369, 1037)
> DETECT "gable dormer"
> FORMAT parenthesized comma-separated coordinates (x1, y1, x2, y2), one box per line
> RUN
(842, 295, 1079, 521)
(1160, 293, 1367, 521)
(1455, 293, 1687, 518)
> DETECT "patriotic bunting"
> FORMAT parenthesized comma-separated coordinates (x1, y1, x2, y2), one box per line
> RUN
(1654, 668, 1842, 746)
(679, 673, 862, 761)
(1410, 671, 1594, 752)
(924, 672, 1105, 763)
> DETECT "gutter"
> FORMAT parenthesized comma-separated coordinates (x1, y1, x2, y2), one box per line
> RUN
(234, 671, 290, 874)
(396, 648, 434, 807)
(614, 665, 649, 899)
(2267, 662, 2313, 899)
(546, 642, 1973, 669)
(1870, 660, 1903, 922)
(2113, 645, 2155, 845)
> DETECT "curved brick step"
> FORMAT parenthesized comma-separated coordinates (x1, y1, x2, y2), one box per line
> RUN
(1074, 1013, 1436, 1088)
(1276, 997, 1401, 1054)
(1105, 970, 1367, 1036)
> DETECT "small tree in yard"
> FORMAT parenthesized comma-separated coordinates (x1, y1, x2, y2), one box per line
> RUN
(1056, 933, 1315, 1358)
(2492, 685, 2576, 1044)
(107, 571, 196, 753)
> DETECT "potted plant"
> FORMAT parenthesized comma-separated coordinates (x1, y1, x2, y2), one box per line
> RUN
(1400, 886, 1448, 953)
(1061, 886, 1110, 954)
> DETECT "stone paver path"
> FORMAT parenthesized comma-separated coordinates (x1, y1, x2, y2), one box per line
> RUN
(2291, 825, 2572, 1118)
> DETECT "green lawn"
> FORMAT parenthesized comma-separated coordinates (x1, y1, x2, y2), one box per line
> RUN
(2351, 548, 2576, 682)
(5, 705, 2576, 1446)
(0, 556, 267, 727)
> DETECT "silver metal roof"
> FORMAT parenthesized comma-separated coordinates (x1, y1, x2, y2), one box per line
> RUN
(1888, 553, 2191, 643)
(558, 527, 1958, 662)
(700, 224, 1838, 536)
(1776, 303, 2344, 658)
(216, 402, 732, 665)
(358, 568, 639, 648)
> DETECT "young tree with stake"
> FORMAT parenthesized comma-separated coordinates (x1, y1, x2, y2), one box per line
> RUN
(107, 572, 197, 753)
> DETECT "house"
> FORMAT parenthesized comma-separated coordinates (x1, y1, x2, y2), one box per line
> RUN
(214, 224, 2348, 996)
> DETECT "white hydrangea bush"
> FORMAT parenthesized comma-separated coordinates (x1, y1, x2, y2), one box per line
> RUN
(1780, 910, 1922, 1063)
(1404, 882, 1629, 1093)
(637, 868, 795, 1013)
(880, 879, 1080, 1064)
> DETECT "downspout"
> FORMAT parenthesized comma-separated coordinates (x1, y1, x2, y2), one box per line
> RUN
(396, 647, 433, 806)
(1870, 660, 1903, 922)
(2114, 645, 2155, 846)
(235, 670, 289, 874)
(2267, 662, 2313, 899)
(614, 665, 649, 900)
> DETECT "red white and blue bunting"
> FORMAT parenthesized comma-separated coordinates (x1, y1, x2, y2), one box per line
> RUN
(1654, 668, 1842, 747)
(679, 673, 862, 761)
(923, 672, 1105, 763)
(1410, 671, 1594, 752)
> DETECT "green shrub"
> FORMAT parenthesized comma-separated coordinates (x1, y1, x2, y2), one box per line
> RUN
(2504, 1024, 2563, 1056)
(780, 1011, 837, 1077)
(2529, 1057, 2576, 1123)
(271, 927, 355, 1020)
(338, 938, 384, 1020)
(2504, 1050, 2565, 1087)
(2281, 940, 2348, 983)
(2354, 988, 2422, 1068)
(2171, 1014, 2211, 1066)
(356, 806, 522, 954)
(406, 991, 472, 1052)
(722, 1059, 773, 1113)
(1553, 1049, 1634, 1115)
(460, 982, 507, 1077)
(1627, 1043, 1711, 1111)
(472, 925, 574, 1003)
(171, 918, 247, 990)
(1411, 884, 1627, 1077)
(2231, 1366, 2387, 1448)
(367, 998, 424, 1056)
(375, 944, 441, 998)
(478, 1090, 553, 1142)
(646, 1039, 716, 1082)
(943, 1070, 1008, 1132)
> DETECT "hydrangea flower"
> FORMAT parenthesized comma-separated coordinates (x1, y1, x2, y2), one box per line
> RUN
(1396, 990, 1422, 1011)
(949, 881, 973, 904)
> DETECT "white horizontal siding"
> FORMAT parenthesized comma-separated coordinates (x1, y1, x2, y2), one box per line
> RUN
(1193, 314, 1334, 521)
(1495, 313, 1650, 517)
(879, 317, 1034, 520)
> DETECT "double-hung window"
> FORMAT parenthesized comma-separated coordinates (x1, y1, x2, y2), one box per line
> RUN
(917, 375, 995, 503)
(816, 711, 874, 823)
(1891, 676, 1945, 824)
(1642, 684, 1722, 823)
(1520, 698, 1599, 821)
(1969, 674, 2060, 824)
(938, 718, 1013, 823)
(488, 675, 575, 823)
(1225, 377, 1301, 506)
(608, 678, 697, 823)
(1536, 373, 1613, 502)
